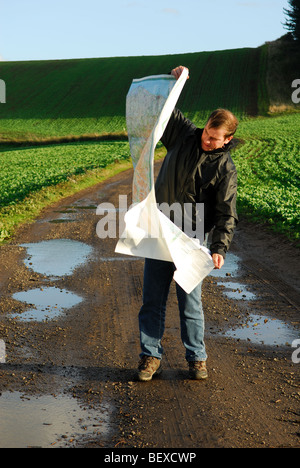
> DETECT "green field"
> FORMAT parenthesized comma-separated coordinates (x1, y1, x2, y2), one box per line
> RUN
(0, 43, 299, 243)
(0, 141, 129, 207)
(234, 114, 300, 239)
(0, 46, 266, 140)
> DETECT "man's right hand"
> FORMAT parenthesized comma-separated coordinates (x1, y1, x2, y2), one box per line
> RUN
(171, 66, 189, 80)
(212, 253, 225, 270)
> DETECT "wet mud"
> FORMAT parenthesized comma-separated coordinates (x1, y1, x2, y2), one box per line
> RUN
(0, 164, 299, 448)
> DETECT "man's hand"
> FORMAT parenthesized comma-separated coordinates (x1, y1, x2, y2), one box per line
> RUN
(212, 254, 224, 270)
(171, 66, 189, 80)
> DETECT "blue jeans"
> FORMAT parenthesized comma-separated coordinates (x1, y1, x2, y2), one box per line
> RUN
(139, 258, 207, 362)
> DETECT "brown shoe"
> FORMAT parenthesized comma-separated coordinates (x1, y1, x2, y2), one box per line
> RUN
(189, 361, 208, 380)
(137, 356, 162, 382)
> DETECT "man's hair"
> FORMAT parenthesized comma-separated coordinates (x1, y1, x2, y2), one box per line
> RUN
(207, 109, 239, 137)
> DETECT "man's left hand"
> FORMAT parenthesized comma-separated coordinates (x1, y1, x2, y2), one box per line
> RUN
(212, 254, 224, 270)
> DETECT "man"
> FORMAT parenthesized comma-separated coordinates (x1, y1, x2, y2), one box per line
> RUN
(137, 66, 239, 381)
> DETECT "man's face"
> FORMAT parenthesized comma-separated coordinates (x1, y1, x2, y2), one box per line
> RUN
(201, 125, 233, 152)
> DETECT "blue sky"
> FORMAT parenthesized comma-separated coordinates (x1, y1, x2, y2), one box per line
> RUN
(0, 0, 290, 61)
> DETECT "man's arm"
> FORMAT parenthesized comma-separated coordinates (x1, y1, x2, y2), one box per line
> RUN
(161, 107, 195, 150)
(171, 65, 232, 270)
(210, 167, 238, 263)
(160, 66, 191, 150)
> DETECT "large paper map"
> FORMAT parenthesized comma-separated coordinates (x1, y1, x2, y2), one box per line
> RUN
(115, 70, 214, 293)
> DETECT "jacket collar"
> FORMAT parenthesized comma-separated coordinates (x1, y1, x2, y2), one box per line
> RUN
(196, 128, 239, 155)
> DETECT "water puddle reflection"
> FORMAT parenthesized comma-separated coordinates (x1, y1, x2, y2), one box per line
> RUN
(217, 281, 257, 301)
(22, 239, 93, 277)
(72, 205, 98, 210)
(49, 218, 76, 224)
(225, 314, 298, 347)
(47, 202, 98, 223)
(209, 252, 240, 278)
(0, 391, 112, 448)
(11, 287, 83, 322)
(211, 253, 257, 302)
(11, 239, 92, 321)
(211, 253, 298, 347)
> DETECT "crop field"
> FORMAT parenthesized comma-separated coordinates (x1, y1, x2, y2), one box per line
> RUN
(0, 141, 129, 208)
(0, 44, 299, 243)
(0, 46, 265, 141)
(234, 113, 300, 240)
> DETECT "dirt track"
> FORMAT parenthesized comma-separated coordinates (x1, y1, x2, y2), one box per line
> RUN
(0, 163, 299, 448)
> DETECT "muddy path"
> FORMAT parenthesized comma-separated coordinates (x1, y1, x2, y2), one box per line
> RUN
(0, 163, 299, 448)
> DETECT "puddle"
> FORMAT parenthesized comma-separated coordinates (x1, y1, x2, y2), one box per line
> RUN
(209, 252, 240, 278)
(11, 287, 83, 322)
(73, 205, 98, 210)
(58, 204, 97, 211)
(209, 252, 299, 347)
(217, 281, 257, 301)
(0, 391, 112, 448)
(49, 218, 77, 224)
(0, 340, 6, 363)
(225, 314, 298, 346)
(55, 209, 77, 213)
(210, 253, 257, 302)
(71, 198, 98, 209)
(48, 203, 97, 223)
(22, 239, 93, 277)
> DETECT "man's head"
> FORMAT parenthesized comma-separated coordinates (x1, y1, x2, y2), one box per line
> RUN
(201, 109, 239, 152)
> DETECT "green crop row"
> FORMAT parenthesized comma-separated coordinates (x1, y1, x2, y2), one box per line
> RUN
(233, 113, 300, 240)
(0, 141, 130, 207)
(0, 46, 266, 141)
(0, 113, 299, 242)
(0, 44, 298, 243)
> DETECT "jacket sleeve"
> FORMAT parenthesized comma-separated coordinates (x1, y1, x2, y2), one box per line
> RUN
(210, 164, 238, 259)
(161, 108, 196, 150)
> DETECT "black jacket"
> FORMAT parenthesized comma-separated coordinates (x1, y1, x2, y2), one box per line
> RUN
(155, 108, 238, 258)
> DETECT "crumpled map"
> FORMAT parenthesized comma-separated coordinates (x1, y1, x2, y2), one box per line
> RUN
(115, 70, 214, 293)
